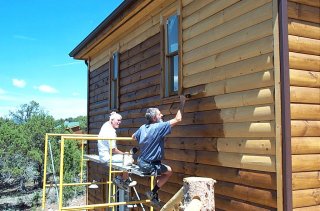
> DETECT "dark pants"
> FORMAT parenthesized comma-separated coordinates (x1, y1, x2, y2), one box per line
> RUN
(137, 159, 169, 175)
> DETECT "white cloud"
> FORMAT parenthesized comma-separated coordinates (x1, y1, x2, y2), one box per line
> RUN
(72, 92, 80, 96)
(12, 79, 26, 88)
(35, 85, 58, 93)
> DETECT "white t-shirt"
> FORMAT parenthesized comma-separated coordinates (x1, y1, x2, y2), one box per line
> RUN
(97, 122, 117, 163)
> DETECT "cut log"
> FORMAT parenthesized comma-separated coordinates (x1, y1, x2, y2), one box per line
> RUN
(160, 187, 183, 211)
(182, 177, 216, 211)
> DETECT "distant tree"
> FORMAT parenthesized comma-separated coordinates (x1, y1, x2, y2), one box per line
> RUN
(2, 101, 86, 203)
(9, 101, 43, 124)
(23, 113, 56, 187)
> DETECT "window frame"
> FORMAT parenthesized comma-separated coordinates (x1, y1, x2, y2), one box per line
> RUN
(109, 52, 119, 110)
(161, 8, 182, 99)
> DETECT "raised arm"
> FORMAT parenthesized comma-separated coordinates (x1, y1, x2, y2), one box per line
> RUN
(169, 95, 186, 127)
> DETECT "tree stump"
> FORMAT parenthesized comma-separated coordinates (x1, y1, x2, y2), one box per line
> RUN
(182, 177, 216, 211)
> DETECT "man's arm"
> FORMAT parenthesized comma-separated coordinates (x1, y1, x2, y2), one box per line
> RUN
(112, 147, 125, 154)
(169, 95, 186, 127)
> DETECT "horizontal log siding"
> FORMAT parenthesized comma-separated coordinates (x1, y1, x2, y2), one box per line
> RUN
(176, 0, 276, 209)
(288, 0, 320, 209)
(86, 62, 110, 205)
(117, 0, 276, 209)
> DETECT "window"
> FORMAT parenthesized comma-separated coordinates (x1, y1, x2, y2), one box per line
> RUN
(110, 52, 119, 110)
(163, 14, 180, 97)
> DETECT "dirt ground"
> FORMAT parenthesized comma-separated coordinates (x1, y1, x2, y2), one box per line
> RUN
(45, 194, 86, 211)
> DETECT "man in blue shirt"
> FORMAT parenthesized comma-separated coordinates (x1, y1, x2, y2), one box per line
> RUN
(132, 95, 186, 208)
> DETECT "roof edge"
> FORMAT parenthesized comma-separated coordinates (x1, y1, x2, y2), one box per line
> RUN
(69, 0, 136, 59)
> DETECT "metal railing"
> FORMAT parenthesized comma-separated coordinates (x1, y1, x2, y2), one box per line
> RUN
(41, 133, 153, 211)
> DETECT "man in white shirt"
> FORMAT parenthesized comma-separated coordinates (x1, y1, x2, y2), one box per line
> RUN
(98, 112, 136, 190)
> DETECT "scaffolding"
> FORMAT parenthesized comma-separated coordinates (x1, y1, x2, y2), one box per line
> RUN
(41, 133, 154, 211)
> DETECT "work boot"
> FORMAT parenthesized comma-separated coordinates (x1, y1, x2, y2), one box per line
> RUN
(113, 177, 137, 191)
(146, 191, 162, 209)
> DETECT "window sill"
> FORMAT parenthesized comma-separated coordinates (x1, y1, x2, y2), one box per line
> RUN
(161, 95, 180, 104)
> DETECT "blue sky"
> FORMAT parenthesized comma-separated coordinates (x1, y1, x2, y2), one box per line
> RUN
(0, 0, 123, 119)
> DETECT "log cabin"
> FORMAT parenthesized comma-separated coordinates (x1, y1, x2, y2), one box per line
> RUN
(69, 0, 320, 210)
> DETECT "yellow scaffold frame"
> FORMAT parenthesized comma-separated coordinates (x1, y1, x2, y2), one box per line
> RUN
(41, 133, 154, 211)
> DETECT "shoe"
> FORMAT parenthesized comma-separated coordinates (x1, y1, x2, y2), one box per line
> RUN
(146, 191, 162, 209)
(113, 177, 137, 191)
(125, 179, 137, 187)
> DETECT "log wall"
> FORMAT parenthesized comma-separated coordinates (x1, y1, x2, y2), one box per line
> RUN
(84, 0, 320, 210)
(288, 0, 320, 210)
(175, 0, 277, 209)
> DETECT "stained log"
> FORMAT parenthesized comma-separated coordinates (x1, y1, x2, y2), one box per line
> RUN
(166, 160, 277, 190)
(184, 9, 272, 57)
(292, 171, 320, 190)
(214, 181, 277, 208)
(291, 137, 320, 154)
(183, 36, 273, 75)
(290, 69, 320, 88)
(182, 0, 212, 18)
(171, 104, 274, 124)
(288, 18, 320, 39)
(183, 53, 273, 87)
(120, 64, 160, 86)
(289, 0, 320, 7)
(121, 104, 274, 129)
(288, 1, 320, 24)
(291, 120, 320, 137)
(184, 17, 272, 61)
(291, 104, 320, 120)
(182, 0, 240, 29)
(120, 74, 159, 95)
(289, 52, 320, 72)
(215, 195, 274, 211)
(290, 86, 320, 104)
(119, 43, 160, 70)
(201, 70, 274, 97)
(195, 151, 275, 172)
(120, 33, 160, 62)
(216, 138, 275, 155)
(119, 53, 160, 78)
(292, 154, 320, 172)
(169, 121, 275, 138)
(183, 0, 271, 41)
(120, 84, 160, 103)
(289, 35, 320, 55)
(120, 95, 160, 111)
(293, 188, 320, 208)
(293, 205, 320, 211)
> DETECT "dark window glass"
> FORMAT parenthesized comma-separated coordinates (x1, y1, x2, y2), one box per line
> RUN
(165, 14, 179, 96)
